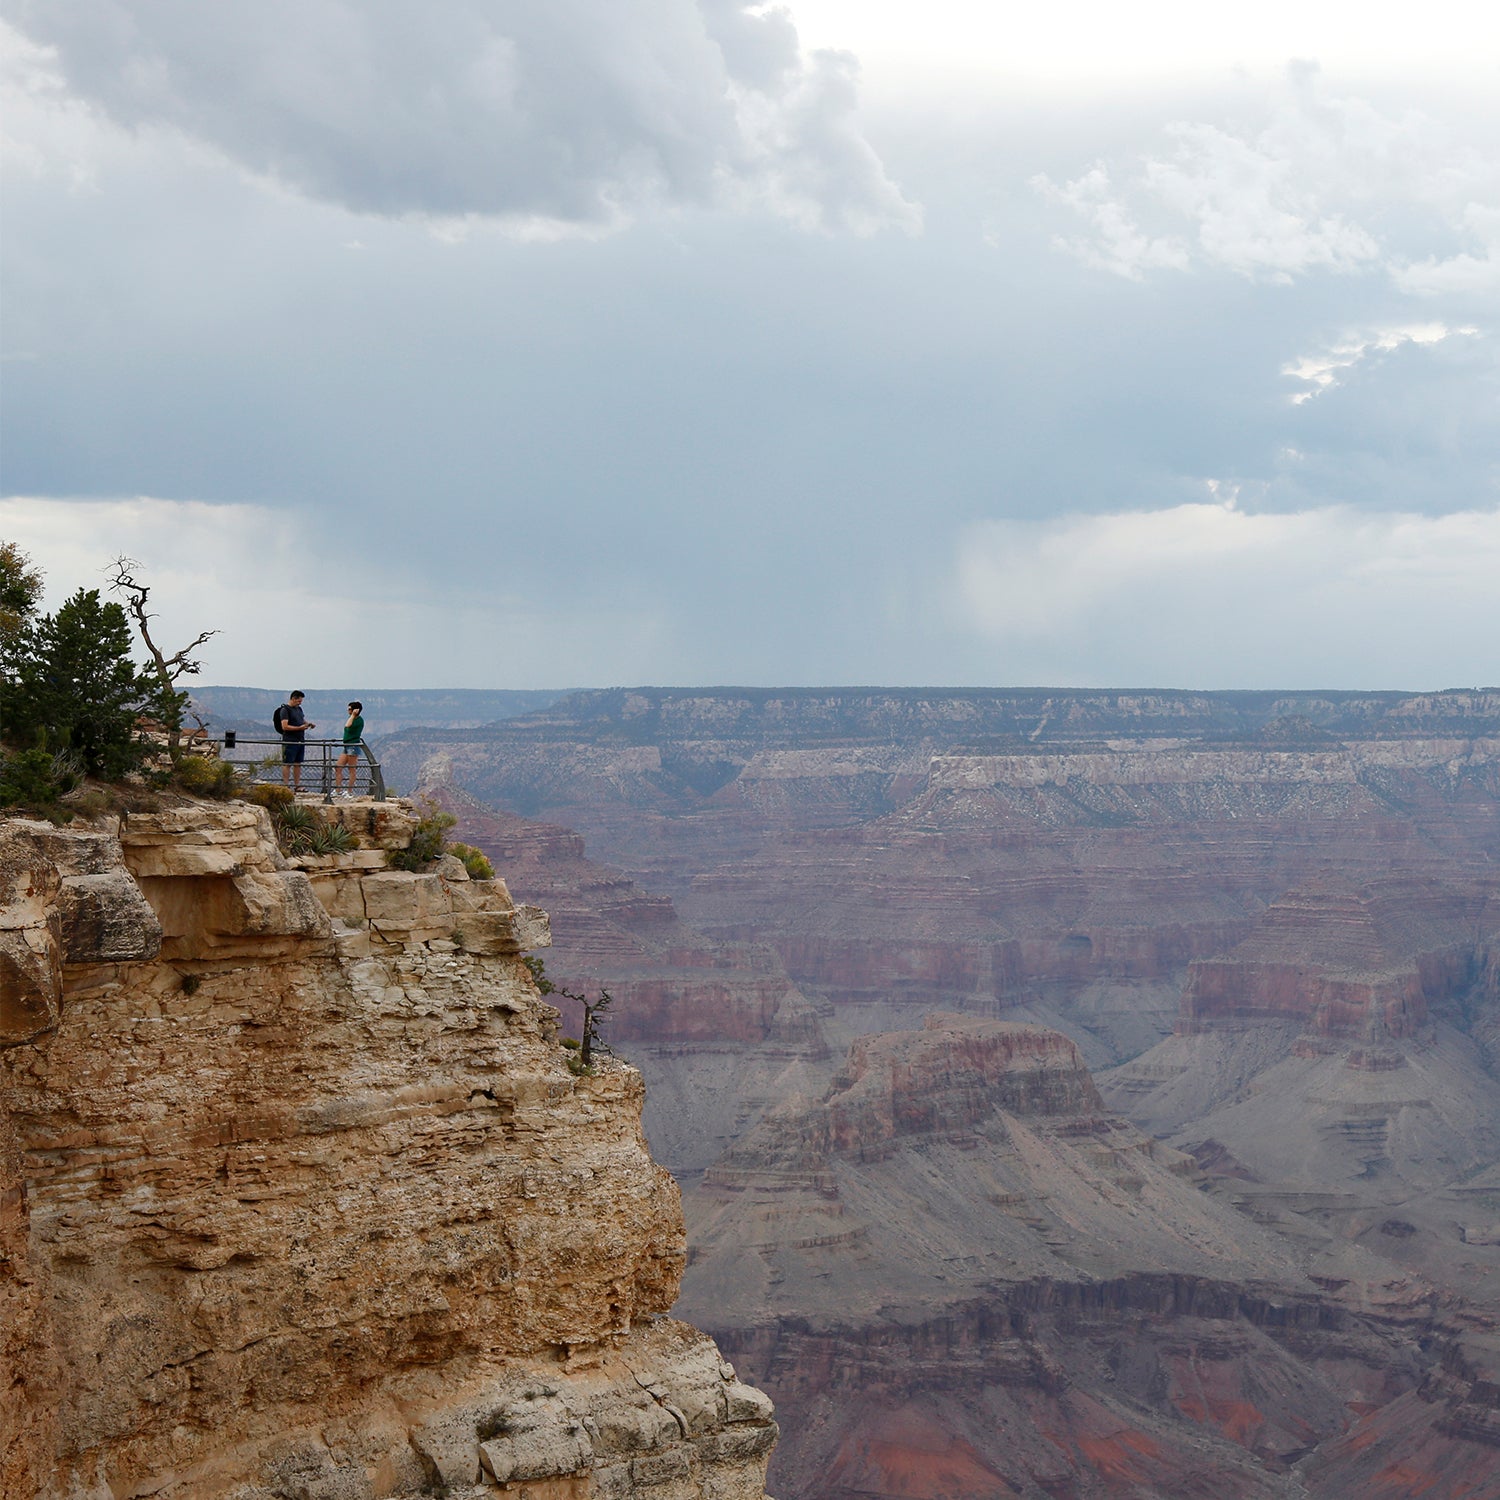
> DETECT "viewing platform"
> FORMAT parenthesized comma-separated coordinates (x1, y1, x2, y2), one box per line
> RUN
(211, 735, 387, 801)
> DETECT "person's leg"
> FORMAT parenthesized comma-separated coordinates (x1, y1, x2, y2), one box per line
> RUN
(290, 742, 304, 792)
(282, 743, 293, 786)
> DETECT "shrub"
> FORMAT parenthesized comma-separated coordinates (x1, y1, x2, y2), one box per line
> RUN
(243, 782, 294, 814)
(524, 957, 615, 1075)
(61, 786, 113, 820)
(447, 841, 495, 880)
(174, 753, 239, 799)
(387, 805, 457, 871)
(275, 802, 318, 854)
(0, 747, 66, 809)
(476, 1413, 511, 1443)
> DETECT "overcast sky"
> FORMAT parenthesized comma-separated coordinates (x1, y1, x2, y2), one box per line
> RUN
(2, 2, 1496, 689)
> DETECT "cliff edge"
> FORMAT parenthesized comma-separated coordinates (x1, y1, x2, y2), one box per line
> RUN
(0, 798, 776, 1500)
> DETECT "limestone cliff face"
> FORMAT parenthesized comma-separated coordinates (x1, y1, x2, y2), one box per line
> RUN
(0, 801, 776, 1500)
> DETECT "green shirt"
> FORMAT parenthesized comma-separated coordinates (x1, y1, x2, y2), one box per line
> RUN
(343, 714, 365, 744)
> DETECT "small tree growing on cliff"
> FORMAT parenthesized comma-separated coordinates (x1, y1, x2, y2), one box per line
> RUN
(107, 556, 219, 761)
(523, 956, 616, 1073)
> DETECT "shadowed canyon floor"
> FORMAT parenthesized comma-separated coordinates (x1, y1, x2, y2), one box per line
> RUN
(389, 687, 1500, 1498)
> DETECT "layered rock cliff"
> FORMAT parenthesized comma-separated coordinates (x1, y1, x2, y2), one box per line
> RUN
(398, 688, 1500, 1498)
(0, 800, 776, 1500)
(683, 1015, 1499, 1499)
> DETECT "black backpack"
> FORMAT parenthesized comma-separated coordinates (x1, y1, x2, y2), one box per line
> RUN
(273, 703, 289, 734)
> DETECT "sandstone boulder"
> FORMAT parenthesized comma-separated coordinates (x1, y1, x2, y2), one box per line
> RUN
(478, 1392, 594, 1484)
(360, 871, 452, 941)
(57, 870, 162, 965)
(121, 804, 281, 878)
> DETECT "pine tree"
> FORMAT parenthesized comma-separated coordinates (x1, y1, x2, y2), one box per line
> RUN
(0, 542, 43, 682)
(9, 590, 144, 776)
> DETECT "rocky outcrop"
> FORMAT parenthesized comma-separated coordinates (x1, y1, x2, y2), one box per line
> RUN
(740, 1016, 1104, 1167)
(0, 800, 774, 1500)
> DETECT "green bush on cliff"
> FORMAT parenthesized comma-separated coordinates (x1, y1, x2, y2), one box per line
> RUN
(387, 804, 457, 871)
(274, 802, 318, 854)
(447, 841, 495, 880)
(309, 822, 355, 856)
(173, 753, 240, 799)
(0, 746, 82, 813)
(244, 783, 294, 815)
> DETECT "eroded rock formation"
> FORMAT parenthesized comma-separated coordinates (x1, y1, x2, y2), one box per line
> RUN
(399, 688, 1500, 1498)
(0, 801, 776, 1500)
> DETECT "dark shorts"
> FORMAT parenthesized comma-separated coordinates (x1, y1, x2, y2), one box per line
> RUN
(281, 741, 305, 764)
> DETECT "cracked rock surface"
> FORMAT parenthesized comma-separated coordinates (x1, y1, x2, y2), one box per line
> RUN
(0, 801, 774, 1500)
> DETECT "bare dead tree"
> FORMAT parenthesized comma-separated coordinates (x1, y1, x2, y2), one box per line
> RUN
(107, 556, 219, 759)
(521, 956, 616, 1072)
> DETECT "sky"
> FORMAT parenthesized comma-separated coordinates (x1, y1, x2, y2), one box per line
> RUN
(1, 1, 1497, 690)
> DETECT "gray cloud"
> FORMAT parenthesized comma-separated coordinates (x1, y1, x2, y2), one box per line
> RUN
(4, 35, 1496, 689)
(2, 0, 917, 232)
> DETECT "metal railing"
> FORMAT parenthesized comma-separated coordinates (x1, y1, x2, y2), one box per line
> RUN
(215, 736, 387, 801)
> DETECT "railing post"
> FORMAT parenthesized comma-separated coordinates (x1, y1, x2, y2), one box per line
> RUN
(361, 741, 386, 801)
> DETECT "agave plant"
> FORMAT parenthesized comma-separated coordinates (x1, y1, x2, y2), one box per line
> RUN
(309, 822, 356, 856)
(275, 802, 318, 854)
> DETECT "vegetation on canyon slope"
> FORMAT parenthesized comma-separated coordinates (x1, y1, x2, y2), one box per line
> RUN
(1, 580, 141, 782)
(1, 544, 226, 814)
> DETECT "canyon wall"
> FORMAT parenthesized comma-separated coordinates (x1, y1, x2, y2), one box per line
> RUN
(394, 688, 1500, 1498)
(0, 799, 776, 1500)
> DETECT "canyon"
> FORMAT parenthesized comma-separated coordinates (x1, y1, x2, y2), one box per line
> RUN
(379, 686, 1500, 1498)
(0, 797, 776, 1499)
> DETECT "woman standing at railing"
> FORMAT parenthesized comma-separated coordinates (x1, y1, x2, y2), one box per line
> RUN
(333, 700, 364, 798)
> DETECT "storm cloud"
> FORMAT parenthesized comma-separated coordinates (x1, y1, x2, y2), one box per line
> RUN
(1, 6, 1495, 689)
(2, 0, 917, 231)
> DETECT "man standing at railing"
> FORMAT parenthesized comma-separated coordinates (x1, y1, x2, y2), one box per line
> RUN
(274, 690, 315, 793)
(334, 700, 364, 798)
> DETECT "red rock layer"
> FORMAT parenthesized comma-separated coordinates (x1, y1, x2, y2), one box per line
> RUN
(1177, 876, 1500, 1040)
(716, 1277, 1476, 1500)
(821, 1016, 1101, 1156)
